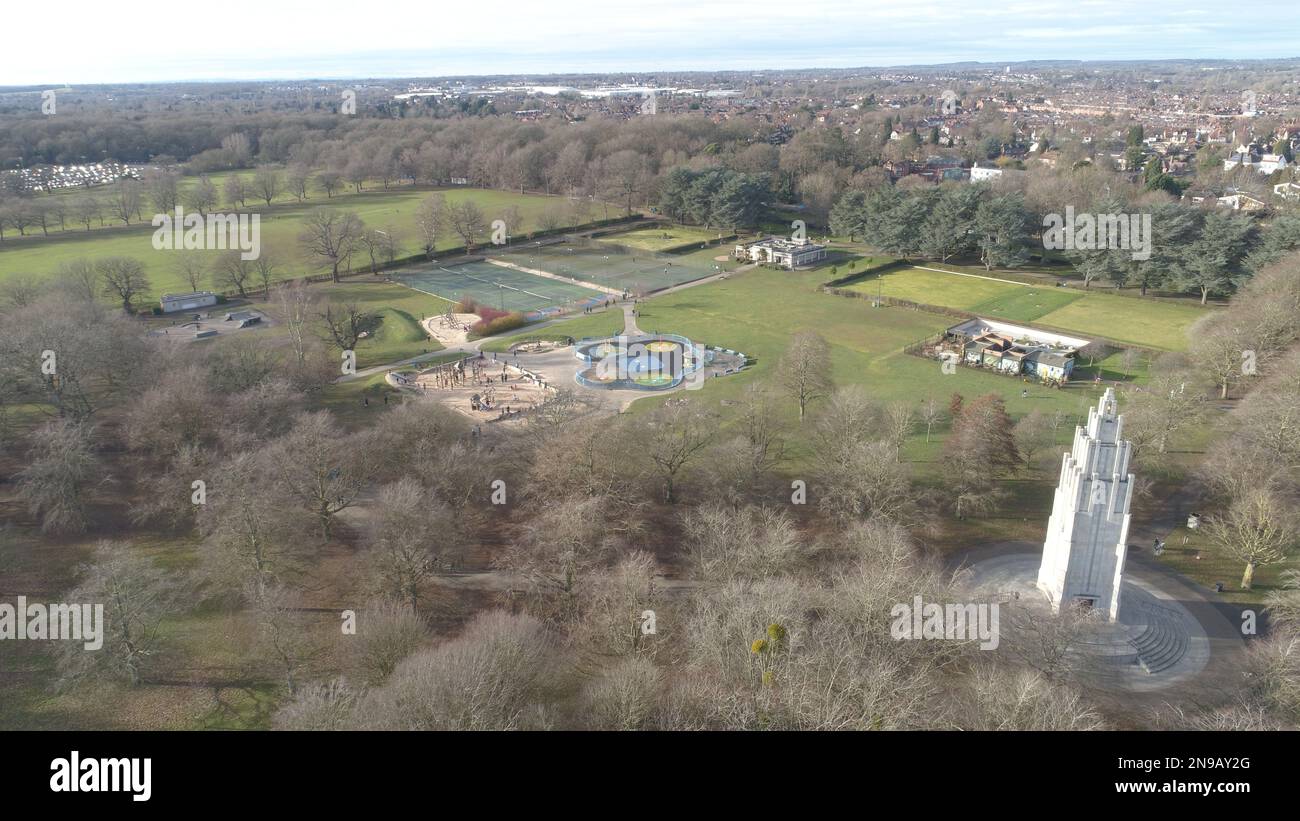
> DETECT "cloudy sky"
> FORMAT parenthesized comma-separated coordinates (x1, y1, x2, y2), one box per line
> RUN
(4, 0, 1299, 85)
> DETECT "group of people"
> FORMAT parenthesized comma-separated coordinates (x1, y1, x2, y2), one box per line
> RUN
(423, 355, 511, 391)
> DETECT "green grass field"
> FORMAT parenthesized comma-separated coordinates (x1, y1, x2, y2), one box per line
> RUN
(846, 265, 1208, 350)
(604, 225, 732, 251)
(492, 265, 1136, 469)
(0, 187, 585, 301)
(252, 279, 451, 369)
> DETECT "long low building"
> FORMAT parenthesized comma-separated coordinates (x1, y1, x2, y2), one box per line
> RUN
(942, 317, 1090, 383)
(733, 236, 827, 269)
(159, 291, 218, 312)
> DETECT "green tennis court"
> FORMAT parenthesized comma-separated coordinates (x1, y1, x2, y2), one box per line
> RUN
(392, 260, 605, 312)
(492, 240, 723, 294)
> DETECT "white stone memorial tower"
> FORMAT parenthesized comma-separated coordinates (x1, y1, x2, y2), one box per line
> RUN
(1037, 388, 1134, 621)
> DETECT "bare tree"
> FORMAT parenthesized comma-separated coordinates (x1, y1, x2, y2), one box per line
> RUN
(350, 610, 555, 730)
(199, 452, 304, 596)
(286, 165, 312, 203)
(268, 411, 376, 540)
(345, 598, 427, 686)
(274, 678, 359, 730)
(955, 663, 1105, 730)
(15, 418, 101, 535)
(605, 149, 649, 215)
(496, 493, 634, 621)
(943, 394, 1019, 519)
(109, 178, 142, 225)
(919, 395, 946, 443)
(359, 228, 398, 273)
(576, 656, 662, 730)
(247, 580, 320, 696)
(635, 400, 717, 503)
(365, 478, 455, 611)
(96, 256, 151, 312)
(318, 301, 375, 352)
(144, 168, 180, 215)
(415, 194, 444, 259)
(682, 503, 802, 582)
(445, 200, 487, 252)
(777, 331, 833, 422)
(299, 208, 364, 282)
(252, 246, 280, 296)
(1001, 600, 1104, 683)
(223, 174, 248, 209)
(272, 280, 319, 368)
(212, 250, 253, 297)
(816, 439, 917, 524)
(252, 166, 284, 206)
(1123, 370, 1206, 462)
(1205, 489, 1297, 589)
(536, 208, 564, 234)
(1014, 410, 1055, 472)
(0, 273, 43, 309)
(55, 540, 185, 688)
(177, 253, 208, 293)
(73, 195, 101, 230)
(884, 401, 914, 461)
(185, 175, 219, 215)
(1189, 313, 1260, 400)
(316, 170, 343, 199)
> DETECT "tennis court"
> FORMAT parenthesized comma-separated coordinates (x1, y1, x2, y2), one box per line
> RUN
(391, 260, 605, 312)
(492, 239, 723, 294)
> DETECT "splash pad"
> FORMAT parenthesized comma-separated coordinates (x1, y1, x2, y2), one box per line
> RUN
(574, 333, 708, 390)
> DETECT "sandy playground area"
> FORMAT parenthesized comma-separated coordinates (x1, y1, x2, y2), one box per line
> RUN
(421, 313, 480, 346)
(394, 354, 555, 424)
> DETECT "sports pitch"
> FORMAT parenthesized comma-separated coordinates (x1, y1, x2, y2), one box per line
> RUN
(492, 240, 723, 294)
(392, 260, 606, 312)
(845, 266, 1208, 350)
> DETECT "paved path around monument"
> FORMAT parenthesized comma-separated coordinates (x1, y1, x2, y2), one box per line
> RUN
(953, 539, 1245, 704)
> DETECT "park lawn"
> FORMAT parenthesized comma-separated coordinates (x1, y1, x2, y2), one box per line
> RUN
(967, 287, 1082, 321)
(316, 359, 460, 428)
(241, 279, 450, 370)
(1153, 525, 1291, 606)
(845, 265, 1207, 351)
(1034, 292, 1208, 351)
(0, 187, 583, 300)
(606, 225, 733, 251)
(361, 308, 431, 367)
(492, 266, 1131, 471)
(846, 265, 1022, 309)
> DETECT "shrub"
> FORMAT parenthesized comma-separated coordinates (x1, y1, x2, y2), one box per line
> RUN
(469, 311, 528, 339)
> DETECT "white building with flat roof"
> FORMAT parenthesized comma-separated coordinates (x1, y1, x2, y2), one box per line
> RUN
(970, 162, 1003, 182)
(733, 236, 827, 269)
(160, 291, 218, 312)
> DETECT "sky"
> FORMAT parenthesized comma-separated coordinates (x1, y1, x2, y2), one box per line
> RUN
(3, 0, 1300, 85)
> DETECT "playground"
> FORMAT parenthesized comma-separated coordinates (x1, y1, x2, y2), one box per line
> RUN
(389, 353, 555, 424)
(421, 311, 479, 346)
